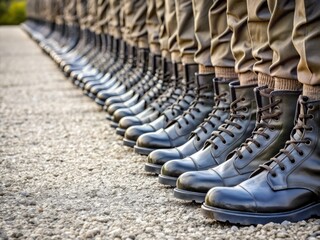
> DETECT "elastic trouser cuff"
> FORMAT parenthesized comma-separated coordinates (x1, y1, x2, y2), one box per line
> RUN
(215, 67, 237, 79)
(238, 71, 258, 86)
(303, 84, 320, 100)
(275, 77, 302, 91)
(258, 73, 274, 88)
(199, 65, 215, 74)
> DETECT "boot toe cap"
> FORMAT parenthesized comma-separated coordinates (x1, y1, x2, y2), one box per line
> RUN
(113, 108, 134, 123)
(108, 102, 126, 115)
(125, 125, 154, 141)
(148, 148, 182, 166)
(161, 158, 197, 178)
(137, 130, 170, 149)
(177, 169, 222, 193)
(205, 185, 256, 212)
(119, 116, 142, 129)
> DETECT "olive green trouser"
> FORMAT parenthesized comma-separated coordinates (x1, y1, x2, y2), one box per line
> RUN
(64, 0, 78, 26)
(54, 0, 64, 25)
(175, 0, 197, 64)
(165, 0, 180, 63)
(123, 0, 148, 48)
(192, 0, 212, 69)
(156, 0, 170, 61)
(108, 0, 122, 38)
(209, 0, 236, 78)
(247, 0, 308, 91)
(77, 0, 87, 30)
(293, 0, 320, 91)
(226, 0, 257, 84)
(146, 0, 161, 54)
(94, 0, 110, 35)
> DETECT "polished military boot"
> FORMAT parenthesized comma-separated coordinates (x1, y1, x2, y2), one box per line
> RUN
(172, 87, 300, 201)
(134, 66, 216, 156)
(202, 96, 320, 225)
(103, 49, 150, 107)
(94, 45, 137, 106)
(115, 61, 178, 136)
(110, 68, 168, 128)
(106, 54, 162, 116)
(148, 78, 233, 175)
(122, 63, 194, 147)
(155, 81, 257, 185)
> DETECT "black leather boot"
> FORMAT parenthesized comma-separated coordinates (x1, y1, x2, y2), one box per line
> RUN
(103, 49, 150, 107)
(115, 61, 180, 136)
(148, 78, 233, 175)
(94, 45, 137, 106)
(122, 63, 193, 147)
(134, 66, 217, 156)
(154, 81, 257, 184)
(202, 96, 320, 225)
(172, 87, 300, 201)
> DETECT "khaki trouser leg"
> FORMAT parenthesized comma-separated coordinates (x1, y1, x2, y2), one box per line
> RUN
(175, 0, 197, 65)
(227, 0, 257, 85)
(293, 0, 320, 99)
(209, 0, 237, 79)
(125, 0, 148, 48)
(192, 0, 214, 73)
(247, 0, 273, 87)
(165, 0, 180, 63)
(156, 0, 170, 61)
(109, 0, 122, 39)
(146, 0, 161, 54)
(268, 0, 302, 91)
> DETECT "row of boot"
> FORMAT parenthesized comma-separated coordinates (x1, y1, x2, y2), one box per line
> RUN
(22, 19, 320, 226)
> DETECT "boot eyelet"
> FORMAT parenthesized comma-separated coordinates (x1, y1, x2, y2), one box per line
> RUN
(239, 155, 243, 159)
(306, 139, 311, 145)
(214, 145, 218, 150)
(310, 115, 314, 119)
(241, 116, 246, 120)
(280, 166, 285, 171)
(307, 127, 313, 131)
(241, 98, 245, 102)
(298, 151, 304, 156)
(272, 173, 277, 177)
(291, 159, 296, 164)
(308, 105, 315, 110)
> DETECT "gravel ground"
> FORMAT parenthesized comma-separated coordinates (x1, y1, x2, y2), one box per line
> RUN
(0, 26, 319, 240)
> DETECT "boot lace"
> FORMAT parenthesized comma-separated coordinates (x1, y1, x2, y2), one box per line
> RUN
(193, 93, 230, 141)
(175, 84, 213, 129)
(150, 73, 181, 112)
(260, 101, 313, 177)
(162, 79, 195, 122)
(205, 97, 248, 150)
(236, 91, 282, 159)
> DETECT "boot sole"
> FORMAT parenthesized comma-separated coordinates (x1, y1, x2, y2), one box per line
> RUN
(110, 122, 118, 128)
(105, 113, 112, 121)
(123, 138, 136, 147)
(201, 202, 320, 225)
(87, 93, 96, 100)
(144, 163, 161, 174)
(95, 98, 105, 107)
(134, 146, 155, 155)
(158, 174, 177, 187)
(116, 127, 125, 136)
(173, 188, 206, 203)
